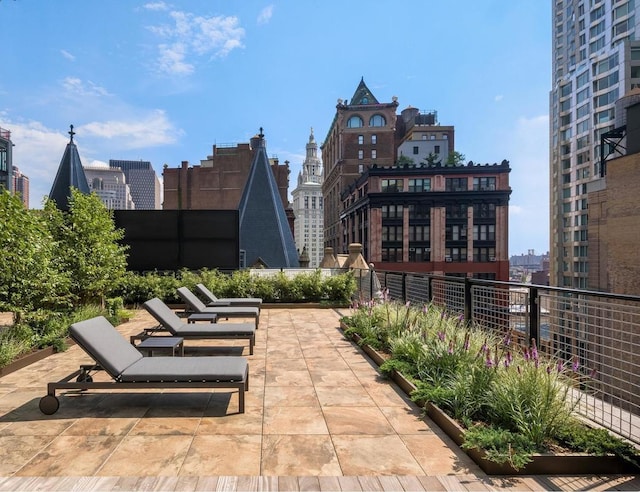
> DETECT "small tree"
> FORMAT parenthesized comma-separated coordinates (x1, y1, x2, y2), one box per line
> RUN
(423, 152, 441, 166)
(396, 155, 415, 166)
(0, 190, 70, 323)
(47, 188, 129, 306)
(446, 151, 466, 166)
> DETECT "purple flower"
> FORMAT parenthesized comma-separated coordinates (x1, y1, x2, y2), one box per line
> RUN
(438, 331, 445, 342)
(572, 358, 580, 372)
(523, 347, 530, 361)
(557, 360, 564, 372)
(503, 332, 512, 346)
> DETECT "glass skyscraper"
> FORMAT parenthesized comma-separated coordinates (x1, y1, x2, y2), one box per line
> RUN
(550, 0, 640, 288)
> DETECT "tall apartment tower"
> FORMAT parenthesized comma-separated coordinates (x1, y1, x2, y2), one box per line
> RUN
(109, 160, 161, 209)
(12, 166, 29, 208)
(292, 128, 324, 267)
(550, 0, 640, 288)
(322, 78, 399, 254)
(0, 127, 13, 193)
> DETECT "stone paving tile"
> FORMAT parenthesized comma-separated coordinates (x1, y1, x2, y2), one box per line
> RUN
(1, 306, 637, 490)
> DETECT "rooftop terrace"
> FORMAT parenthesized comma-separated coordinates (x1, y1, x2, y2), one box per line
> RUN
(1, 307, 639, 491)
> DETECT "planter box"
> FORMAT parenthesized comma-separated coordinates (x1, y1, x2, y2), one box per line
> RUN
(0, 344, 65, 377)
(340, 322, 637, 475)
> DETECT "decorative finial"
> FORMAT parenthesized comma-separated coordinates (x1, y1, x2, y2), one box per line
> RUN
(69, 124, 76, 143)
(259, 127, 264, 138)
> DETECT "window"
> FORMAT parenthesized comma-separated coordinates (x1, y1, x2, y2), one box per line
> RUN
(576, 102, 590, 119)
(347, 116, 364, 128)
(576, 87, 589, 104)
(408, 204, 430, 219)
(371, 134, 377, 144)
(358, 149, 364, 159)
(371, 150, 377, 159)
(473, 224, 495, 241)
(577, 119, 590, 134)
(381, 204, 403, 218)
(589, 20, 605, 37)
(473, 247, 496, 262)
(445, 178, 468, 191)
(473, 177, 496, 191)
(413, 146, 419, 155)
(576, 70, 589, 87)
(446, 224, 468, 241)
(381, 225, 402, 241)
(434, 145, 440, 154)
(304, 197, 309, 209)
(381, 179, 403, 192)
(369, 114, 386, 127)
(445, 247, 467, 262)
(594, 53, 619, 75)
(560, 83, 572, 97)
(409, 225, 430, 241)
(473, 203, 496, 218)
(595, 88, 619, 108)
(381, 247, 402, 262)
(312, 197, 316, 209)
(446, 204, 468, 219)
(593, 71, 619, 92)
(408, 247, 430, 262)
(358, 135, 364, 144)
(408, 178, 431, 192)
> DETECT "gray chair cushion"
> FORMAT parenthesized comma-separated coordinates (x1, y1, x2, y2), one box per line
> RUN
(195, 283, 262, 307)
(120, 356, 247, 382)
(178, 287, 259, 317)
(143, 298, 184, 334)
(70, 316, 143, 378)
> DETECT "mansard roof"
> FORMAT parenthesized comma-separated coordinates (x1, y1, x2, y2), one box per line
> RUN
(48, 125, 90, 211)
(238, 130, 299, 268)
(349, 77, 379, 105)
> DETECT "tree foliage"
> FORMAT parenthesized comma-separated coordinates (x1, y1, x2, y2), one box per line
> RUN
(0, 190, 70, 323)
(45, 188, 128, 305)
(445, 151, 466, 166)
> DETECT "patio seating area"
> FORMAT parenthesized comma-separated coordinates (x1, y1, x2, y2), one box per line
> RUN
(0, 307, 639, 491)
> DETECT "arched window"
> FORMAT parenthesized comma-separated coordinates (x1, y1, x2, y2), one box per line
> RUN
(347, 116, 364, 128)
(369, 114, 386, 127)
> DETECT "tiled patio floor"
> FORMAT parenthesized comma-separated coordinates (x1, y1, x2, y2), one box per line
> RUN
(0, 307, 639, 491)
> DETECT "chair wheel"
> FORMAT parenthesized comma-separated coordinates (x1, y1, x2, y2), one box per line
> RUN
(39, 395, 60, 415)
(76, 373, 93, 383)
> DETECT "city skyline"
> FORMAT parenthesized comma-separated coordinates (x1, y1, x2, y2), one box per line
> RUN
(0, 1, 551, 256)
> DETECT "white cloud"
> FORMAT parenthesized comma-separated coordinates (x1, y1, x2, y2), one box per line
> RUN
(494, 94, 503, 102)
(144, 1, 169, 11)
(257, 5, 274, 25)
(60, 50, 75, 61)
(148, 10, 245, 75)
(62, 77, 111, 97)
(79, 109, 180, 149)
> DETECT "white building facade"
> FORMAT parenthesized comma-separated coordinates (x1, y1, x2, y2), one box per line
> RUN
(550, 0, 640, 288)
(292, 129, 324, 268)
(84, 165, 135, 210)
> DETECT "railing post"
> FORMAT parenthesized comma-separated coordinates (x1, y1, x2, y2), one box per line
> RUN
(402, 272, 407, 302)
(529, 286, 540, 346)
(369, 264, 375, 301)
(464, 277, 472, 323)
(427, 275, 434, 303)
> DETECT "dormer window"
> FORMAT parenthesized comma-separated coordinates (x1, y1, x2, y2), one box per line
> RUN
(369, 114, 386, 127)
(347, 116, 364, 128)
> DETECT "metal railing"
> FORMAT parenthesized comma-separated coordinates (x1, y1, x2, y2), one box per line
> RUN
(352, 268, 640, 445)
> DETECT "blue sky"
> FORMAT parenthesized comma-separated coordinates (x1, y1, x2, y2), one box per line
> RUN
(1, 0, 550, 257)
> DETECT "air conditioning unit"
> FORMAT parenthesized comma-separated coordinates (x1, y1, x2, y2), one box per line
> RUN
(445, 256, 453, 262)
(489, 256, 497, 262)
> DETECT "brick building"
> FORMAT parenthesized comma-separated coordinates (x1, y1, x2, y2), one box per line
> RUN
(322, 78, 399, 254)
(323, 79, 511, 279)
(163, 137, 291, 213)
(341, 160, 511, 280)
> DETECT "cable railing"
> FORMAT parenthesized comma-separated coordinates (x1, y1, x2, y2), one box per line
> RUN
(352, 268, 640, 446)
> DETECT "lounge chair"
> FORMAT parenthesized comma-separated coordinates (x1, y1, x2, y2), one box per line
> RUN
(195, 283, 262, 311)
(142, 297, 256, 355)
(39, 316, 248, 415)
(177, 287, 260, 329)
